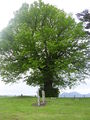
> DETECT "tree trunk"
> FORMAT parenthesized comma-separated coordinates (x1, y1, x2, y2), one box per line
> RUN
(40, 80, 59, 97)
(44, 81, 59, 97)
(39, 64, 59, 97)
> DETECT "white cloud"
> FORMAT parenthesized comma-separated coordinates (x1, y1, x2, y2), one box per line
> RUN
(0, 80, 38, 96)
(61, 79, 90, 94)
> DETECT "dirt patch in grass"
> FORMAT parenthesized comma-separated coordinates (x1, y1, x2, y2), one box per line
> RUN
(32, 102, 47, 107)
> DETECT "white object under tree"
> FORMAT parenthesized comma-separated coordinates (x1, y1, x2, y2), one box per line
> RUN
(37, 89, 40, 106)
(42, 90, 45, 104)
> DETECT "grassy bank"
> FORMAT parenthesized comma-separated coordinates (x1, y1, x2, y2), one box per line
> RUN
(0, 97, 90, 120)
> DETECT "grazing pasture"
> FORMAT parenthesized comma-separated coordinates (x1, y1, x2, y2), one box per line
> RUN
(0, 97, 90, 120)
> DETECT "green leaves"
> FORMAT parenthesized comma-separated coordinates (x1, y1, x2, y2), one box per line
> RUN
(0, 0, 89, 89)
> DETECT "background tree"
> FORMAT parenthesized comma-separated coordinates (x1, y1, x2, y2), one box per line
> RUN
(77, 9, 90, 74)
(77, 9, 90, 35)
(0, 1, 89, 97)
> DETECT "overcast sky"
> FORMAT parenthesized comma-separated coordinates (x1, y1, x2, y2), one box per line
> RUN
(0, 0, 90, 96)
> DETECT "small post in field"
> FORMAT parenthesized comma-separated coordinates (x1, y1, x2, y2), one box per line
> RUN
(42, 90, 45, 104)
(37, 89, 40, 106)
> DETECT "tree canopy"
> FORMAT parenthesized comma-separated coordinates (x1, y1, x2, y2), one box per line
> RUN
(0, 1, 89, 97)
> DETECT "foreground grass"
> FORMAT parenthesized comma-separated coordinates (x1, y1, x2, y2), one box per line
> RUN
(0, 97, 90, 120)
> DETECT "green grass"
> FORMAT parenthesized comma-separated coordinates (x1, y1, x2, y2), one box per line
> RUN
(0, 97, 90, 120)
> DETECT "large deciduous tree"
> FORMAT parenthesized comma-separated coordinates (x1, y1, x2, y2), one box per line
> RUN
(0, 1, 89, 97)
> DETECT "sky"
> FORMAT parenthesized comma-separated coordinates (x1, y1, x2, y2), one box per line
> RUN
(0, 0, 90, 96)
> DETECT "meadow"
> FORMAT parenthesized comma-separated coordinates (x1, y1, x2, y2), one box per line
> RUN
(0, 96, 90, 120)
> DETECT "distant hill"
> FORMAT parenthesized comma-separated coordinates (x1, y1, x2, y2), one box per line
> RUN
(60, 92, 90, 98)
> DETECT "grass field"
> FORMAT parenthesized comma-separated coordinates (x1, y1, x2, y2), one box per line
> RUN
(0, 96, 90, 120)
